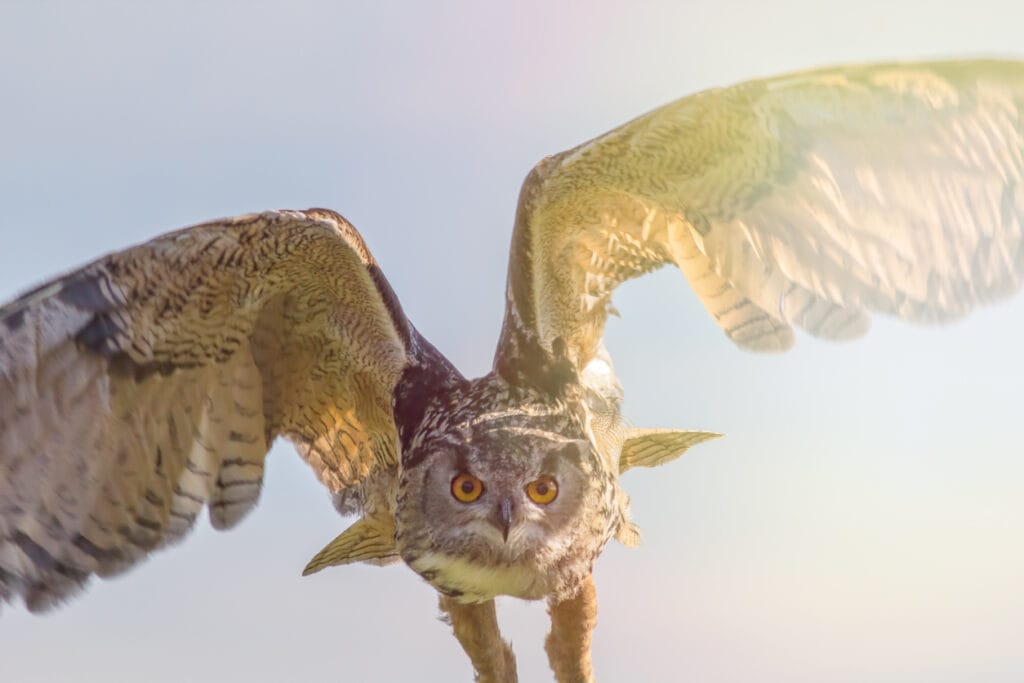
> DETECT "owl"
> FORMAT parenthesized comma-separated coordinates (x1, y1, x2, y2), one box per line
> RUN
(2, 59, 1023, 683)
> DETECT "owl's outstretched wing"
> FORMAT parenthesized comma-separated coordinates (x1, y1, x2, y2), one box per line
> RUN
(0, 209, 417, 611)
(494, 60, 1024, 380)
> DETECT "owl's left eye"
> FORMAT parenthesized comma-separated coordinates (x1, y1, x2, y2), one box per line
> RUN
(451, 473, 484, 503)
(525, 476, 558, 505)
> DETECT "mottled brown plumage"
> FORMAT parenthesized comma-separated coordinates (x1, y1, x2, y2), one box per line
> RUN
(0, 209, 412, 611)
(2, 59, 1024, 682)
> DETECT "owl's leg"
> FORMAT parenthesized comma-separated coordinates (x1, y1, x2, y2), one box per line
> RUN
(438, 595, 518, 683)
(545, 574, 598, 683)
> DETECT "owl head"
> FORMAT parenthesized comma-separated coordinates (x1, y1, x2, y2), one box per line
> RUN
(394, 375, 621, 603)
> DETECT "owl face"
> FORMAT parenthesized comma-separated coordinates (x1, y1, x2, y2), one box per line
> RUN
(395, 380, 620, 603)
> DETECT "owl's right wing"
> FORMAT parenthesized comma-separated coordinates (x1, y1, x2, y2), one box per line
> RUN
(0, 208, 421, 611)
(494, 59, 1024, 381)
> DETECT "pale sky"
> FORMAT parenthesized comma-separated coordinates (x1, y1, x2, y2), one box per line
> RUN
(2, 2, 1023, 681)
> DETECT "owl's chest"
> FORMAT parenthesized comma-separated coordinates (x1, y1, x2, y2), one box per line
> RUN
(408, 551, 553, 603)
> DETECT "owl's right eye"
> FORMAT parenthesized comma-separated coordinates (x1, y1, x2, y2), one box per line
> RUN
(451, 473, 484, 503)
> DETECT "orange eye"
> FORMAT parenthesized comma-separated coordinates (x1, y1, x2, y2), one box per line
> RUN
(526, 476, 558, 505)
(451, 473, 484, 503)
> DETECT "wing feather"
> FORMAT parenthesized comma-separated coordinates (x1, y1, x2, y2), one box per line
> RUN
(495, 59, 1024, 373)
(0, 209, 412, 610)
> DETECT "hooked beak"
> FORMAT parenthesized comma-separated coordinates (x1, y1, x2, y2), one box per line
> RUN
(498, 497, 513, 543)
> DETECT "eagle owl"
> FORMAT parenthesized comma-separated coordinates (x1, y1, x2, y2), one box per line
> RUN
(2, 60, 1023, 682)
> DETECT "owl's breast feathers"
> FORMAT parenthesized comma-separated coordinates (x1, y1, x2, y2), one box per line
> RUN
(408, 550, 554, 603)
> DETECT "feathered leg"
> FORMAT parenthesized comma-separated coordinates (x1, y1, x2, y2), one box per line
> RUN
(438, 595, 518, 683)
(545, 574, 597, 683)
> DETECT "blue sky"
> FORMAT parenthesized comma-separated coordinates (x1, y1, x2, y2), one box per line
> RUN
(2, 2, 1023, 681)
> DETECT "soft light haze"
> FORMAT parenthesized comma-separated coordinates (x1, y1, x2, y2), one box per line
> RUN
(2, 2, 1023, 681)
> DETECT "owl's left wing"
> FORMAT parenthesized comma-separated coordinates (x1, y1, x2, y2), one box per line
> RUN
(494, 59, 1024, 381)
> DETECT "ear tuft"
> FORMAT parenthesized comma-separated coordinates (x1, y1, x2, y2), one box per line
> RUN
(302, 517, 399, 576)
(619, 429, 722, 472)
(614, 520, 642, 548)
